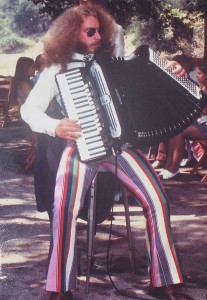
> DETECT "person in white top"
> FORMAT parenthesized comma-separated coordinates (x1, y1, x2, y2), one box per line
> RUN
(21, 4, 187, 300)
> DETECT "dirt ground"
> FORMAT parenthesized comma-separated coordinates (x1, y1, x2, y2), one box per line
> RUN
(0, 119, 207, 300)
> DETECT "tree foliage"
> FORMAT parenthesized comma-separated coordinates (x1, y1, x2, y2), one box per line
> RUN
(13, 1, 44, 36)
(0, 0, 205, 56)
(29, 0, 205, 27)
(128, 7, 204, 56)
(30, 0, 205, 56)
(0, 0, 49, 37)
(0, 0, 50, 53)
(31, 0, 76, 19)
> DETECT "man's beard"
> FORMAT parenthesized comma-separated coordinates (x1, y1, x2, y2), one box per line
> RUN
(76, 41, 101, 54)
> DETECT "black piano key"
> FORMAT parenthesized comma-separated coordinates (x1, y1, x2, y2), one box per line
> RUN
(81, 122, 96, 129)
(89, 150, 107, 157)
(88, 145, 106, 152)
(79, 119, 95, 126)
(82, 124, 101, 132)
(77, 109, 93, 116)
(73, 94, 87, 100)
(87, 140, 103, 147)
(78, 112, 96, 120)
(85, 134, 101, 141)
(70, 84, 85, 92)
(73, 99, 88, 105)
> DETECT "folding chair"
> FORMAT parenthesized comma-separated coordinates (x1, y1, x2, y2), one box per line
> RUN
(24, 131, 37, 171)
(190, 140, 207, 181)
(0, 77, 13, 127)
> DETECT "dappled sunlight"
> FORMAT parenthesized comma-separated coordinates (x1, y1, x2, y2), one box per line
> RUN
(0, 198, 34, 205)
(2, 252, 38, 265)
(171, 214, 197, 220)
(1, 191, 50, 299)
(2, 237, 49, 263)
(2, 216, 49, 225)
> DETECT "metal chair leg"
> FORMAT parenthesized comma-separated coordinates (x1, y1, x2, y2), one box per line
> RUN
(122, 185, 135, 274)
(85, 174, 97, 294)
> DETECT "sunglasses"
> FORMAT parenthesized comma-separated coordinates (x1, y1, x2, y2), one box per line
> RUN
(85, 27, 104, 37)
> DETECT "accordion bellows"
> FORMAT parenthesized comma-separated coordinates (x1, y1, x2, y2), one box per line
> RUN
(55, 46, 207, 162)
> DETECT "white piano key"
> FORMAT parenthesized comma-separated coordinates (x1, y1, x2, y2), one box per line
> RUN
(89, 151, 107, 158)
(77, 110, 97, 119)
(82, 126, 97, 134)
(72, 91, 91, 99)
(75, 104, 90, 110)
(84, 130, 101, 138)
(78, 112, 97, 120)
(66, 70, 82, 78)
(66, 74, 83, 81)
(89, 146, 107, 154)
(79, 117, 98, 125)
(75, 106, 93, 114)
(74, 101, 89, 108)
(70, 86, 86, 94)
(82, 122, 97, 129)
(68, 81, 85, 89)
(73, 96, 88, 103)
(83, 124, 102, 134)
(84, 131, 102, 140)
(88, 140, 105, 149)
(82, 126, 101, 134)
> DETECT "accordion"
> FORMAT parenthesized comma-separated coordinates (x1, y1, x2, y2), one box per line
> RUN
(55, 47, 207, 162)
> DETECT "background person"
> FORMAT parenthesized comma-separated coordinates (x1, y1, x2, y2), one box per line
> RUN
(152, 54, 196, 171)
(32, 54, 47, 85)
(10, 57, 35, 109)
(159, 61, 207, 179)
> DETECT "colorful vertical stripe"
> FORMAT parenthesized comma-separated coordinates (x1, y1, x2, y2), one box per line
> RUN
(46, 146, 183, 292)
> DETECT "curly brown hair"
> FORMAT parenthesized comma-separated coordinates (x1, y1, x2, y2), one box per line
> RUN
(43, 5, 116, 68)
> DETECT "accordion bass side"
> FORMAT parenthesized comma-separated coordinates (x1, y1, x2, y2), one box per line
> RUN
(95, 48, 207, 146)
(55, 47, 207, 162)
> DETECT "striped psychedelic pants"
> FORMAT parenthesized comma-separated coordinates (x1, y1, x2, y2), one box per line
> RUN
(46, 144, 183, 292)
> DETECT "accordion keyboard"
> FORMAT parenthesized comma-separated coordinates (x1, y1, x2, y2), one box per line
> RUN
(56, 68, 110, 161)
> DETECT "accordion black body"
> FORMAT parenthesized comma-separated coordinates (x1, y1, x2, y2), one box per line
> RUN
(95, 50, 207, 148)
(56, 47, 207, 162)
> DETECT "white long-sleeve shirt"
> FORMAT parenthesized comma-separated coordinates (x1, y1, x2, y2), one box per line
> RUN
(21, 54, 87, 136)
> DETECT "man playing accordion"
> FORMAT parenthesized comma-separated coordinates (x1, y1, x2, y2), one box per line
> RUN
(21, 4, 188, 300)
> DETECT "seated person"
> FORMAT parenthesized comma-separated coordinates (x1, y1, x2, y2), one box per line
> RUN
(159, 61, 207, 179)
(152, 54, 195, 170)
(10, 57, 35, 108)
(32, 54, 47, 85)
